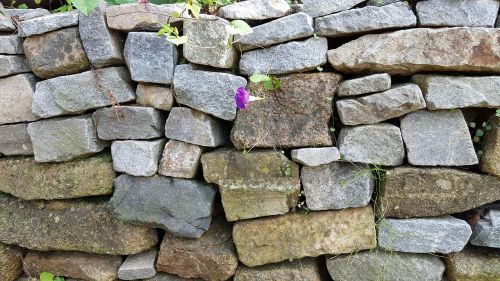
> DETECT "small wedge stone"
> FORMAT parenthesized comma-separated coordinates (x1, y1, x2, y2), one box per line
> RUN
(0, 73, 38, 125)
(136, 83, 174, 111)
(111, 139, 166, 177)
(470, 209, 500, 248)
(337, 73, 391, 97)
(118, 248, 158, 280)
(0, 124, 32, 156)
(303, 0, 366, 18)
(0, 55, 30, 77)
(290, 147, 340, 166)
(158, 140, 203, 179)
(0, 35, 24, 55)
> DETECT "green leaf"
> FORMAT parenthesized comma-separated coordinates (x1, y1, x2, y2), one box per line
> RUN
(475, 129, 484, 137)
(263, 80, 274, 91)
(226, 20, 253, 36)
(249, 73, 271, 83)
(486, 124, 493, 131)
(469, 122, 476, 128)
(171, 11, 180, 18)
(40, 272, 55, 281)
(330, 127, 335, 132)
(34, 0, 42, 4)
(17, 3, 28, 9)
(273, 78, 281, 89)
(316, 66, 323, 72)
(496, 109, 500, 117)
(473, 136, 481, 143)
(54, 277, 65, 281)
(158, 24, 175, 36)
(72, 0, 99, 15)
(167, 35, 188, 46)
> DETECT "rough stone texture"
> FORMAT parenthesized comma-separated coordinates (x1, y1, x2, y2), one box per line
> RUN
(326, 250, 446, 281)
(0, 193, 158, 254)
(24, 251, 121, 281)
(0, 35, 24, 54)
(315, 3, 416, 37)
(165, 107, 227, 147)
(4, 8, 50, 21)
(217, 0, 290, 20)
(290, 147, 340, 166)
(124, 32, 177, 84)
(400, 110, 478, 166)
(33, 67, 135, 118)
(144, 273, 199, 281)
(0, 155, 114, 200)
(110, 174, 216, 238)
(93, 106, 166, 140)
(235, 12, 314, 52)
(446, 246, 500, 281)
(118, 248, 157, 280)
(0, 55, 31, 77)
(0, 243, 22, 281)
(302, 162, 374, 210)
(481, 116, 500, 176)
(28, 114, 108, 163)
(0, 8, 15, 32)
(201, 149, 300, 221)
(337, 73, 391, 97)
(233, 207, 376, 267)
(367, 0, 401, 6)
(18, 11, 79, 37)
(303, 0, 366, 18)
(417, 0, 499, 27)
(412, 75, 500, 109)
(159, 140, 203, 179)
(111, 139, 166, 177)
(234, 259, 322, 281)
(79, 2, 124, 68)
(328, 28, 500, 75)
(378, 216, 472, 254)
(470, 209, 500, 248)
(337, 83, 426, 125)
(231, 73, 340, 149)
(0, 74, 37, 125)
(136, 83, 174, 111)
(338, 123, 405, 166)
(0, 124, 32, 156)
(106, 3, 184, 31)
(157, 217, 238, 280)
(23, 27, 91, 79)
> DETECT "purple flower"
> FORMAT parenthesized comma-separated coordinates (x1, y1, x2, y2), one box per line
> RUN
(235, 86, 263, 110)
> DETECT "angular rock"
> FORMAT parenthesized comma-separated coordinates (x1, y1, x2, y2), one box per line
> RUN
(23, 27, 90, 79)
(377, 167, 500, 218)
(235, 12, 314, 52)
(470, 209, 500, 248)
(0, 74, 37, 125)
(367, 0, 401, 6)
(303, 0, 366, 18)
(0, 155, 114, 200)
(290, 147, 340, 166)
(233, 207, 376, 267)
(328, 28, 500, 75)
(446, 246, 500, 281)
(412, 75, 500, 109)
(118, 248, 157, 280)
(337, 73, 391, 97)
(0, 124, 32, 156)
(136, 83, 174, 111)
(0, 243, 22, 281)
(234, 259, 321, 281)
(27, 114, 108, 163)
(0, 8, 15, 32)
(302, 162, 374, 210)
(124, 32, 177, 84)
(338, 123, 405, 166)
(337, 83, 426, 125)
(106, 3, 184, 31)
(240, 37, 328, 75)
(158, 140, 203, 179)
(93, 106, 166, 140)
(217, 0, 290, 20)
(24, 251, 121, 281)
(110, 174, 216, 238)
(0, 55, 30, 77)
(111, 139, 166, 177)
(173, 64, 246, 121)
(0, 193, 157, 254)
(144, 273, 199, 281)
(156, 218, 238, 280)
(4, 8, 50, 21)
(378, 216, 472, 254)
(417, 0, 499, 27)
(231, 73, 340, 149)
(315, 2, 416, 38)
(400, 110, 478, 166)
(481, 116, 500, 176)
(18, 11, 79, 37)
(0, 35, 24, 54)
(201, 149, 300, 221)
(33, 67, 135, 118)
(165, 107, 227, 147)
(327, 250, 445, 281)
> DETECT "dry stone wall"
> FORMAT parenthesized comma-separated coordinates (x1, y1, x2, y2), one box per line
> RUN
(0, 0, 499, 280)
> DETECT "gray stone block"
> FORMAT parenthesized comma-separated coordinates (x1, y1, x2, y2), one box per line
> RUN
(290, 147, 340, 166)
(0, 73, 39, 125)
(5, 8, 50, 21)
(0, 124, 33, 156)
(0, 55, 30, 77)
(0, 35, 24, 55)
(136, 83, 174, 111)
(118, 248, 157, 280)
(217, 0, 291, 20)
(337, 73, 391, 97)
(158, 140, 203, 179)
(0, 7, 15, 32)
(417, 0, 499, 27)
(18, 11, 79, 37)
(470, 209, 500, 248)
(111, 139, 166, 177)
(366, 0, 401, 6)
(303, 0, 365, 18)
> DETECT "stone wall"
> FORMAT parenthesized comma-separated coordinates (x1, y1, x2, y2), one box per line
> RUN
(0, 0, 499, 280)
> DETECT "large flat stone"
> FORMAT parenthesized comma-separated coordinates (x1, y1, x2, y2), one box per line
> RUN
(136, 83, 174, 111)
(234, 259, 321, 281)
(337, 73, 391, 97)
(4, 8, 50, 21)
(118, 248, 157, 280)
(106, 3, 184, 31)
(400, 110, 478, 166)
(158, 140, 203, 179)
(0, 124, 32, 156)
(111, 139, 166, 177)
(0, 35, 24, 54)
(0, 243, 22, 281)
(231, 73, 340, 149)
(18, 11, 79, 37)
(110, 174, 216, 239)
(303, 0, 365, 18)
(445, 247, 500, 281)
(377, 167, 500, 218)
(0, 55, 31, 77)
(217, 0, 290, 20)
(232, 207, 377, 267)
(290, 147, 340, 166)
(0, 73, 37, 125)
(201, 149, 300, 221)
(481, 116, 500, 176)
(328, 28, 500, 75)
(240, 37, 328, 75)
(470, 209, 500, 248)
(417, 0, 499, 27)
(0, 193, 158, 254)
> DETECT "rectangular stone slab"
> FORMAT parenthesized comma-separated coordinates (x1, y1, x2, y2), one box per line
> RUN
(0, 73, 39, 125)
(0, 123, 33, 156)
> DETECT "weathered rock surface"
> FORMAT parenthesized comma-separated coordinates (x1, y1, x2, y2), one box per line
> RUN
(400, 110, 478, 166)
(157, 218, 238, 280)
(326, 250, 446, 281)
(144, 273, 199, 281)
(201, 149, 300, 221)
(173, 64, 246, 121)
(0, 124, 32, 156)
(367, 0, 401, 6)
(470, 209, 500, 248)
(111, 140, 165, 177)
(0, 8, 15, 32)
(165, 107, 227, 147)
(302, 162, 374, 210)
(106, 3, 184, 31)
(217, 0, 290, 20)
(378, 216, 472, 254)
(303, 0, 366, 18)
(232, 207, 377, 267)
(291, 147, 340, 166)
(446, 246, 500, 281)
(5, 8, 50, 21)
(28, 114, 108, 163)
(24, 251, 121, 281)
(328, 28, 500, 75)
(0, 73, 37, 125)
(234, 259, 322, 281)
(481, 116, 500, 176)
(0, 243, 22, 281)
(18, 11, 79, 37)
(159, 140, 203, 179)
(23, 27, 90, 79)
(136, 83, 174, 111)
(231, 73, 340, 149)
(417, 0, 499, 27)
(338, 123, 405, 166)
(337, 73, 391, 97)
(0, 193, 158, 254)
(118, 248, 157, 280)
(240, 37, 328, 75)
(0, 55, 31, 77)
(0, 35, 24, 54)
(110, 174, 216, 238)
